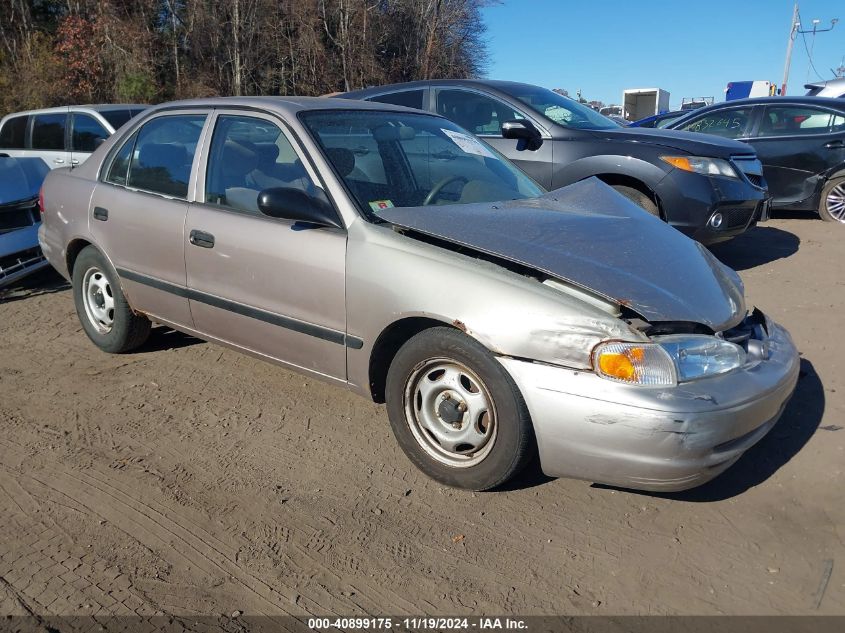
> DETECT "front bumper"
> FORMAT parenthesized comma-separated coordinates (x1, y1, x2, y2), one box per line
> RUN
(500, 322, 799, 492)
(0, 223, 49, 288)
(655, 169, 768, 245)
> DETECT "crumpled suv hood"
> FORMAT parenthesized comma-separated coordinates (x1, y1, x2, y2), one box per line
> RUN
(377, 178, 746, 332)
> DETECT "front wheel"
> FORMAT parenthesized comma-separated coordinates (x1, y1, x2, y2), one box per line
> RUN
(611, 185, 660, 218)
(819, 177, 845, 223)
(72, 246, 151, 353)
(385, 327, 535, 491)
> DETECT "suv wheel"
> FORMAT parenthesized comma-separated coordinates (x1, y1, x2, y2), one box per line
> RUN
(611, 185, 660, 217)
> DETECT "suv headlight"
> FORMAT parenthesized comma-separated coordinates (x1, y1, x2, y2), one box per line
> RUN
(593, 335, 746, 385)
(660, 155, 739, 179)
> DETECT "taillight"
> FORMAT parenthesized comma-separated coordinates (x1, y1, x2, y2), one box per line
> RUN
(38, 186, 45, 214)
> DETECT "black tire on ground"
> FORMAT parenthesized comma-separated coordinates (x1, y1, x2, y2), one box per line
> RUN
(818, 176, 845, 223)
(385, 326, 535, 491)
(72, 245, 151, 353)
(611, 184, 661, 217)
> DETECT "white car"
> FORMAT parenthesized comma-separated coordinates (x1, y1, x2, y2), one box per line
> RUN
(805, 78, 845, 99)
(0, 104, 147, 170)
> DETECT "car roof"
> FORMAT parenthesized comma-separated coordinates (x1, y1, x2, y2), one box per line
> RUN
(0, 104, 147, 118)
(145, 95, 443, 116)
(341, 78, 550, 99)
(805, 77, 845, 89)
(669, 95, 845, 126)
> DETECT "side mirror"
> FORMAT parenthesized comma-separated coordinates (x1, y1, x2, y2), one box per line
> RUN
(257, 187, 343, 229)
(501, 119, 543, 151)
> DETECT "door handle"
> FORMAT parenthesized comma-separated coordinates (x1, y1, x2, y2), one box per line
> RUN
(71, 158, 79, 165)
(189, 229, 215, 249)
(53, 158, 65, 164)
(92, 207, 108, 221)
(825, 140, 845, 149)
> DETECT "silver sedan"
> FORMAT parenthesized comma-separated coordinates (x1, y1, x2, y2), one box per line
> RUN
(38, 97, 799, 491)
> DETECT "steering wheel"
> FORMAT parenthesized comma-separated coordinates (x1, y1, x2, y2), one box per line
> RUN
(423, 175, 469, 206)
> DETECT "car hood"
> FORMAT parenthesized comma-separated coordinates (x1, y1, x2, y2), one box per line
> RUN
(377, 178, 746, 332)
(0, 156, 50, 205)
(588, 126, 753, 158)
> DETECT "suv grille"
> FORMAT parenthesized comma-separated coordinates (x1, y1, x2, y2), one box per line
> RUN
(731, 156, 766, 190)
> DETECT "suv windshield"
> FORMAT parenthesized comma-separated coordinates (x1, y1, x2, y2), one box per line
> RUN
(301, 110, 544, 217)
(507, 85, 618, 130)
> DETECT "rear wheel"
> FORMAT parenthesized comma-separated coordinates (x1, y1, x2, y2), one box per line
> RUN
(385, 327, 535, 491)
(72, 246, 150, 353)
(611, 185, 660, 217)
(819, 177, 845, 223)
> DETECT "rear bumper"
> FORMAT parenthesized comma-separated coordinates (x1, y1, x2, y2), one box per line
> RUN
(499, 322, 800, 492)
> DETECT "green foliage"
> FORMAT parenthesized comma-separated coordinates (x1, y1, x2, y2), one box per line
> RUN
(115, 71, 158, 103)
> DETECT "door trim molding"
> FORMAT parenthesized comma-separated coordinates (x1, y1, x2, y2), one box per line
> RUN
(116, 267, 363, 349)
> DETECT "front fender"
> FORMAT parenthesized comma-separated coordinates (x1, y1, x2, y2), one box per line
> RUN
(553, 154, 670, 191)
(345, 222, 640, 398)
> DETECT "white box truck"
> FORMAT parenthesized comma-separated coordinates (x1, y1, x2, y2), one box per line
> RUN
(622, 88, 670, 121)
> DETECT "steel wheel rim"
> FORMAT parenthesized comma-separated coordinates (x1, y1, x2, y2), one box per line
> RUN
(827, 183, 845, 222)
(82, 267, 115, 334)
(403, 357, 497, 468)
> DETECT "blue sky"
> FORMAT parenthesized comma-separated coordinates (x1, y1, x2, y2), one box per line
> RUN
(482, 0, 844, 108)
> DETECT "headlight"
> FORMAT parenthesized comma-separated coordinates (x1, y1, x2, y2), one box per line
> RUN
(660, 155, 739, 179)
(593, 335, 747, 385)
(592, 341, 676, 386)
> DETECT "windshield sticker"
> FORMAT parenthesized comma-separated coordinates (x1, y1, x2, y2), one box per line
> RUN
(369, 199, 395, 211)
(441, 129, 495, 158)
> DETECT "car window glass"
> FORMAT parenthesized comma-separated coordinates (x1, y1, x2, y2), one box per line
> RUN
(759, 106, 842, 136)
(0, 115, 29, 149)
(677, 108, 752, 138)
(302, 110, 543, 216)
(832, 114, 845, 133)
(100, 108, 145, 130)
(72, 114, 109, 152)
(368, 90, 425, 110)
(435, 89, 524, 136)
(125, 115, 206, 198)
(32, 113, 67, 150)
(205, 115, 317, 214)
(105, 131, 138, 186)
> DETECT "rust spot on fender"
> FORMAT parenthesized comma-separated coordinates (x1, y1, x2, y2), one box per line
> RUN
(452, 319, 468, 332)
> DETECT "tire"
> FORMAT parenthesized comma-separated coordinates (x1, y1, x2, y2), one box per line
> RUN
(72, 246, 150, 353)
(818, 177, 845, 223)
(385, 327, 535, 491)
(611, 184, 660, 217)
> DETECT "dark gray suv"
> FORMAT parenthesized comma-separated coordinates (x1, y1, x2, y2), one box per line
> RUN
(342, 80, 769, 244)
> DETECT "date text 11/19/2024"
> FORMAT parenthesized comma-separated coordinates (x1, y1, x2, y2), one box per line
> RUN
(308, 617, 528, 630)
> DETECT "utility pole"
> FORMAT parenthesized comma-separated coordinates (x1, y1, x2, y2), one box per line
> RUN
(781, 3, 800, 96)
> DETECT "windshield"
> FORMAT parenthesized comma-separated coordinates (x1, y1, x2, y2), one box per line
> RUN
(507, 85, 619, 130)
(301, 110, 544, 217)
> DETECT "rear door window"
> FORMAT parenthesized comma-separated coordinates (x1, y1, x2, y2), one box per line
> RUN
(676, 108, 753, 138)
(368, 90, 426, 110)
(758, 106, 844, 136)
(31, 113, 68, 150)
(104, 114, 206, 198)
(0, 115, 29, 149)
(71, 114, 109, 152)
(435, 89, 525, 136)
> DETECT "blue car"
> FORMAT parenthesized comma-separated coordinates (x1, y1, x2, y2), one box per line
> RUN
(0, 156, 50, 287)
(630, 110, 688, 129)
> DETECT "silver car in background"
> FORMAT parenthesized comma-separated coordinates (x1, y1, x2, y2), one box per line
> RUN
(38, 97, 799, 492)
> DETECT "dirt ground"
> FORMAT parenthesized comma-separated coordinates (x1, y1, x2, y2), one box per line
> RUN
(0, 215, 843, 625)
